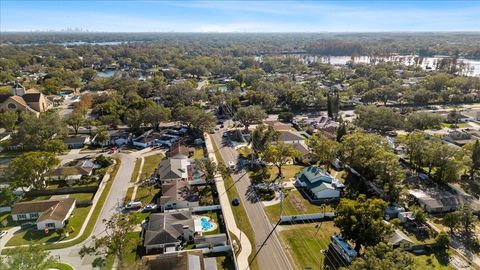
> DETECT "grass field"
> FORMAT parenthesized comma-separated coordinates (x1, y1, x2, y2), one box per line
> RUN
(134, 185, 158, 204)
(269, 165, 304, 181)
(441, 122, 470, 128)
(279, 222, 339, 270)
(211, 137, 259, 270)
(44, 263, 74, 270)
(124, 186, 134, 204)
(68, 192, 94, 201)
(193, 146, 205, 159)
(264, 189, 335, 223)
(412, 251, 454, 270)
(139, 154, 163, 181)
(130, 158, 143, 182)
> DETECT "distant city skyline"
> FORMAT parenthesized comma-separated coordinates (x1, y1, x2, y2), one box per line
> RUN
(1, 0, 479, 32)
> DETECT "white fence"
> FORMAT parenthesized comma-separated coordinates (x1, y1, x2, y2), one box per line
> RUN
(192, 205, 222, 212)
(280, 212, 335, 224)
(194, 245, 232, 254)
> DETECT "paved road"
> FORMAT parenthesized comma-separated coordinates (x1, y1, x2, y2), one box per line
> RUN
(47, 152, 138, 269)
(211, 131, 293, 270)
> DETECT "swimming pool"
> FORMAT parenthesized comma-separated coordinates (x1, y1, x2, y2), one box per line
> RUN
(200, 217, 213, 230)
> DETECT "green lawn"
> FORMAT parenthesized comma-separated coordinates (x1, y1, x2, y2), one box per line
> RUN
(236, 146, 252, 159)
(21, 195, 52, 201)
(134, 185, 158, 204)
(269, 165, 304, 181)
(130, 158, 143, 183)
(139, 154, 164, 181)
(412, 251, 454, 270)
(68, 192, 94, 201)
(211, 137, 259, 270)
(264, 189, 335, 223)
(124, 186, 134, 204)
(123, 231, 143, 268)
(279, 222, 339, 270)
(44, 263, 74, 270)
(441, 122, 470, 128)
(193, 146, 205, 159)
(6, 205, 92, 246)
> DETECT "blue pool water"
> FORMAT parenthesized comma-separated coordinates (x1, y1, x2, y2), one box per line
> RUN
(200, 217, 213, 230)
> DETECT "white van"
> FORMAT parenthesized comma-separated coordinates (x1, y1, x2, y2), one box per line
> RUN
(228, 161, 235, 171)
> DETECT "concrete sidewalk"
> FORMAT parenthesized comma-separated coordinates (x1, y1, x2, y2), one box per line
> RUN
(205, 134, 252, 270)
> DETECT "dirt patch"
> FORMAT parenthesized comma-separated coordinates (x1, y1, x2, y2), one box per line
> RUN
(289, 194, 306, 212)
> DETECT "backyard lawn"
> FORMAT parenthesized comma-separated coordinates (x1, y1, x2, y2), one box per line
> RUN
(68, 192, 94, 201)
(264, 189, 335, 223)
(201, 211, 221, 236)
(441, 122, 470, 128)
(412, 251, 454, 270)
(279, 222, 339, 270)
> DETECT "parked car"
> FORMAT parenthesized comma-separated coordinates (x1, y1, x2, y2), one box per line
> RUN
(228, 161, 235, 171)
(125, 201, 143, 210)
(142, 204, 157, 212)
(232, 197, 240, 206)
(0, 231, 7, 239)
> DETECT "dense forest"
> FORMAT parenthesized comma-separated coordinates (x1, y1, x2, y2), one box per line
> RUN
(1, 32, 480, 59)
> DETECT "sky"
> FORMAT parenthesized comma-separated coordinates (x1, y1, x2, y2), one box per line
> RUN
(1, 0, 479, 32)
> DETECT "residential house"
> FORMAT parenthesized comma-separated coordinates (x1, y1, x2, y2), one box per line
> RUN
(157, 158, 192, 183)
(291, 142, 312, 162)
(388, 229, 414, 251)
(159, 180, 199, 211)
(141, 250, 217, 270)
(133, 130, 180, 148)
(167, 143, 194, 159)
(295, 166, 344, 200)
(0, 83, 50, 116)
(63, 136, 90, 149)
(108, 130, 131, 146)
(11, 198, 76, 230)
(50, 159, 97, 182)
(143, 210, 200, 254)
(408, 189, 462, 214)
(277, 130, 305, 144)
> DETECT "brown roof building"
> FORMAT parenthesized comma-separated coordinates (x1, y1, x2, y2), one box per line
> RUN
(11, 198, 76, 230)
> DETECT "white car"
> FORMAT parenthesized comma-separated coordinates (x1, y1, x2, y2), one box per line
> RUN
(228, 161, 236, 171)
(0, 231, 7, 239)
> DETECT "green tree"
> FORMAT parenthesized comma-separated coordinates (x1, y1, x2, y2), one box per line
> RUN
(308, 133, 339, 169)
(334, 195, 389, 251)
(411, 205, 427, 223)
(81, 68, 97, 82)
(0, 187, 15, 206)
(7, 151, 59, 190)
(174, 106, 216, 136)
(93, 126, 110, 146)
(141, 105, 171, 130)
(14, 111, 67, 150)
(405, 112, 443, 131)
(65, 112, 84, 134)
(261, 142, 300, 179)
(79, 213, 140, 270)
(40, 139, 67, 154)
(0, 245, 58, 270)
(471, 139, 480, 177)
(249, 124, 279, 160)
(459, 202, 477, 235)
(196, 158, 217, 182)
(355, 105, 403, 133)
(234, 105, 267, 132)
(336, 121, 347, 142)
(435, 232, 451, 250)
(442, 212, 460, 234)
(347, 242, 417, 270)
(0, 111, 18, 132)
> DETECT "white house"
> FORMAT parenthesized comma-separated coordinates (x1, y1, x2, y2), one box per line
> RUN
(50, 159, 96, 182)
(11, 198, 76, 230)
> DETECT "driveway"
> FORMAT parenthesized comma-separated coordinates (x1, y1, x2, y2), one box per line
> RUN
(211, 131, 294, 270)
